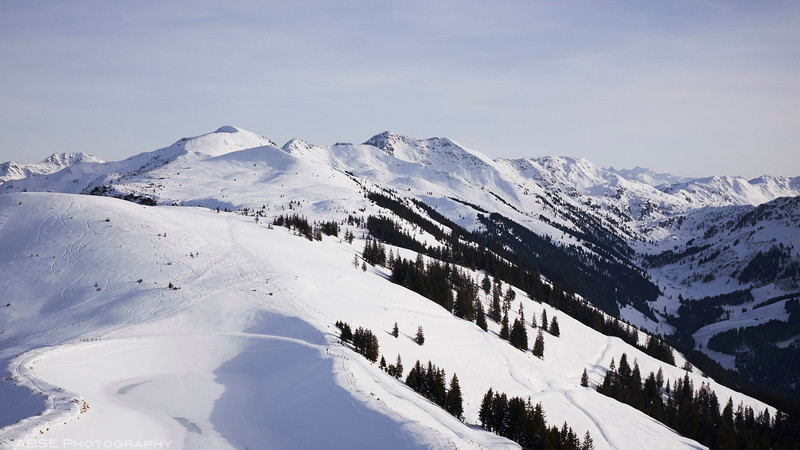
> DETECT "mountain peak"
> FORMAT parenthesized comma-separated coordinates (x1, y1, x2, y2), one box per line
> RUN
(41, 152, 104, 167)
(362, 131, 495, 170)
(281, 138, 318, 155)
(363, 131, 415, 157)
(214, 125, 242, 134)
(167, 126, 277, 158)
(606, 166, 695, 187)
(0, 152, 104, 183)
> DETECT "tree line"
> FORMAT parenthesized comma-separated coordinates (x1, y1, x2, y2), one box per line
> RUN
(479, 388, 594, 450)
(273, 213, 341, 241)
(406, 360, 463, 419)
(595, 352, 800, 449)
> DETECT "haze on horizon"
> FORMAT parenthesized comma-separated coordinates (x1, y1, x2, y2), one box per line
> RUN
(1, 0, 799, 179)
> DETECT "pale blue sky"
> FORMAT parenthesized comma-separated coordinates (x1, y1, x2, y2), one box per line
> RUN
(1, 0, 799, 178)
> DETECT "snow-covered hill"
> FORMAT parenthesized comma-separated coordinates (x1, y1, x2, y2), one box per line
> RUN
(1, 126, 798, 448)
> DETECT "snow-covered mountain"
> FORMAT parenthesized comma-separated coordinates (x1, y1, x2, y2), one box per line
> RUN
(0, 153, 104, 183)
(606, 166, 697, 188)
(1, 126, 798, 449)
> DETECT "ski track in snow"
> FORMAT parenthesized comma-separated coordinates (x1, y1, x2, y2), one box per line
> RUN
(563, 390, 617, 449)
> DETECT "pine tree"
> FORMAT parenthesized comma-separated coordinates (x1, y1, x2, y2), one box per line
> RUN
(549, 316, 560, 337)
(392, 322, 399, 338)
(509, 318, 528, 351)
(503, 286, 515, 314)
(581, 369, 589, 387)
(490, 283, 502, 322)
(531, 313, 537, 329)
(630, 361, 643, 407)
(618, 353, 632, 387)
(338, 322, 353, 342)
(415, 325, 425, 345)
(500, 312, 510, 340)
(352, 327, 380, 362)
(481, 274, 491, 296)
(446, 374, 464, 420)
(406, 360, 424, 392)
(533, 330, 545, 359)
(541, 309, 548, 331)
(475, 299, 488, 331)
(479, 388, 494, 428)
(454, 284, 475, 320)
(379, 355, 387, 369)
(394, 354, 403, 378)
(581, 431, 595, 450)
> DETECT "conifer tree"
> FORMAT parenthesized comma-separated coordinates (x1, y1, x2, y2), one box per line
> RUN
(541, 309, 548, 331)
(504, 286, 516, 311)
(631, 361, 643, 407)
(446, 374, 464, 420)
(415, 325, 425, 345)
(406, 360, 424, 392)
(454, 284, 475, 320)
(392, 322, 399, 338)
(481, 274, 491, 296)
(502, 287, 514, 314)
(509, 318, 528, 351)
(549, 316, 560, 337)
(489, 282, 502, 322)
(394, 354, 403, 378)
(581, 369, 589, 387)
(533, 330, 545, 359)
(500, 312, 510, 340)
(618, 353, 632, 387)
(475, 299, 488, 331)
(581, 431, 595, 450)
(338, 322, 353, 342)
(380, 355, 387, 369)
(479, 388, 494, 428)
(352, 327, 380, 362)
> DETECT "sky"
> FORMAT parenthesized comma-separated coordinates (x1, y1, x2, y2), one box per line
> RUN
(1, 0, 799, 178)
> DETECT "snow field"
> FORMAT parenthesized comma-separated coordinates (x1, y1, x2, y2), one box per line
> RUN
(0, 171, 784, 449)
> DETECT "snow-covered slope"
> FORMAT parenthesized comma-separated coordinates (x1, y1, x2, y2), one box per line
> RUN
(0, 126, 797, 448)
(0, 192, 768, 449)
